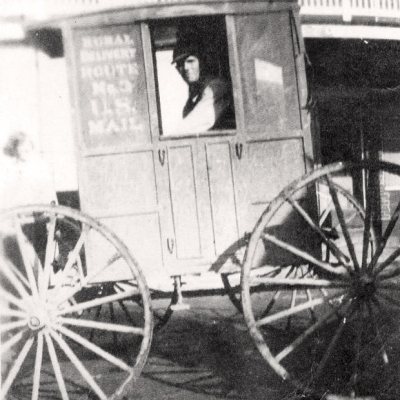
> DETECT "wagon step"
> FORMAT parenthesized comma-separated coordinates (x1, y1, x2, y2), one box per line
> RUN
(170, 276, 190, 310)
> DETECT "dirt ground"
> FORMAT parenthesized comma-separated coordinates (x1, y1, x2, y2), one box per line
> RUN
(130, 294, 306, 400)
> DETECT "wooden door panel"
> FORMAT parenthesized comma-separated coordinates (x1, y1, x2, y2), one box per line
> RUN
(86, 213, 167, 285)
(168, 145, 202, 260)
(206, 141, 239, 255)
(80, 151, 158, 216)
(238, 138, 306, 234)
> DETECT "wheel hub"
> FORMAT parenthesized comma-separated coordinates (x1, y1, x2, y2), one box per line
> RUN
(352, 274, 376, 299)
(28, 305, 51, 331)
(28, 316, 43, 330)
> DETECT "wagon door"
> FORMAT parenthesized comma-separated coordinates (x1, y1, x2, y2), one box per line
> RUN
(232, 11, 315, 263)
(149, 17, 240, 275)
(68, 24, 168, 285)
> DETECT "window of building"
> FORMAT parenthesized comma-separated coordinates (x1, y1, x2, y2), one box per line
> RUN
(151, 17, 236, 137)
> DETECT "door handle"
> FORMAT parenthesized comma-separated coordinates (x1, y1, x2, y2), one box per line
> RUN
(159, 149, 166, 166)
(235, 143, 243, 160)
(167, 238, 175, 254)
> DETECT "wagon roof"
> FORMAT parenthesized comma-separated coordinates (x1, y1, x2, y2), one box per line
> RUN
(23, 0, 298, 30)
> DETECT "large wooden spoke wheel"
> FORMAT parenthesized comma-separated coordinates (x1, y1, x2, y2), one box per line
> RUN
(241, 161, 400, 398)
(0, 205, 153, 400)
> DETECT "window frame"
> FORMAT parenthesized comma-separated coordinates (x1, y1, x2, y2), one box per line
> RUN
(147, 15, 239, 140)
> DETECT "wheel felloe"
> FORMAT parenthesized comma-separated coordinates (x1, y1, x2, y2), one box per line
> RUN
(241, 161, 400, 398)
(1, 205, 153, 400)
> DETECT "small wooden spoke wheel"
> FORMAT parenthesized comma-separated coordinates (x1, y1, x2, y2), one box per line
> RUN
(0, 204, 153, 400)
(241, 161, 400, 398)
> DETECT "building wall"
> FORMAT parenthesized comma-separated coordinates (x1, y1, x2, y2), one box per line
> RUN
(0, 43, 78, 193)
(0, 46, 40, 145)
(36, 50, 78, 192)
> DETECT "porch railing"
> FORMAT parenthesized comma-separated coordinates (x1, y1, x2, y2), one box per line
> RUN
(299, 0, 400, 21)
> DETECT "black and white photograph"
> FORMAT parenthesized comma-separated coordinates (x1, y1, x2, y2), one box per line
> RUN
(1, 0, 400, 399)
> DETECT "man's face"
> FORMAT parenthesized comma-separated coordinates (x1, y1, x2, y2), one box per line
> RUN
(177, 55, 200, 84)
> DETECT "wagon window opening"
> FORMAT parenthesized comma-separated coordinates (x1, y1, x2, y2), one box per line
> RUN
(235, 13, 301, 137)
(151, 17, 236, 137)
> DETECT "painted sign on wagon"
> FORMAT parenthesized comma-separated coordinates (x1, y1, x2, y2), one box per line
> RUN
(73, 25, 150, 152)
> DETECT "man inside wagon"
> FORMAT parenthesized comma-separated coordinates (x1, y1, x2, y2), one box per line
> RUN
(170, 28, 234, 134)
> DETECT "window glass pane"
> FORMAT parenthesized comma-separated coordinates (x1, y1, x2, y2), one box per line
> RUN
(152, 17, 236, 136)
(236, 13, 300, 136)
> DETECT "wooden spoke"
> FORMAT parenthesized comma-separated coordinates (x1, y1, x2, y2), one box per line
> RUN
(376, 264, 400, 281)
(253, 266, 284, 279)
(305, 289, 317, 321)
(361, 172, 375, 270)
(51, 225, 90, 295)
(288, 196, 352, 271)
(118, 299, 136, 323)
(89, 305, 102, 342)
(40, 214, 57, 299)
(0, 308, 27, 319)
(326, 175, 360, 272)
(32, 331, 44, 400)
(55, 252, 125, 307)
(369, 201, 400, 273)
(350, 301, 363, 396)
(56, 289, 139, 316)
(87, 252, 122, 283)
(109, 302, 118, 348)
(54, 323, 133, 372)
(0, 290, 28, 312)
(1, 335, 34, 397)
(285, 289, 297, 330)
(250, 276, 350, 289)
(6, 260, 30, 289)
(366, 300, 389, 365)
(263, 233, 348, 276)
(49, 328, 108, 400)
(375, 281, 400, 290)
(1, 258, 33, 304)
(1, 329, 26, 355)
(256, 291, 345, 328)
(44, 330, 69, 400)
(57, 317, 144, 335)
(373, 248, 400, 277)
(260, 290, 281, 318)
(319, 288, 346, 318)
(114, 280, 138, 291)
(312, 299, 356, 383)
(14, 219, 40, 299)
(0, 319, 28, 334)
(275, 295, 351, 362)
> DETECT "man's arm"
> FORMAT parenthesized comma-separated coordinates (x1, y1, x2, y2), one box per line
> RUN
(171, 78, 231, 135)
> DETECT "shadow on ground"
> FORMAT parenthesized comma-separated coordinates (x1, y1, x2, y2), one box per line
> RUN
(138, 296, 304, 400)
(134, 294, 400, 400)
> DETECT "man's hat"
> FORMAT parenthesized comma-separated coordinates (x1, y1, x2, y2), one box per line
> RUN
(172, 43, 200, 64)
(172, 29, 204, 64)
